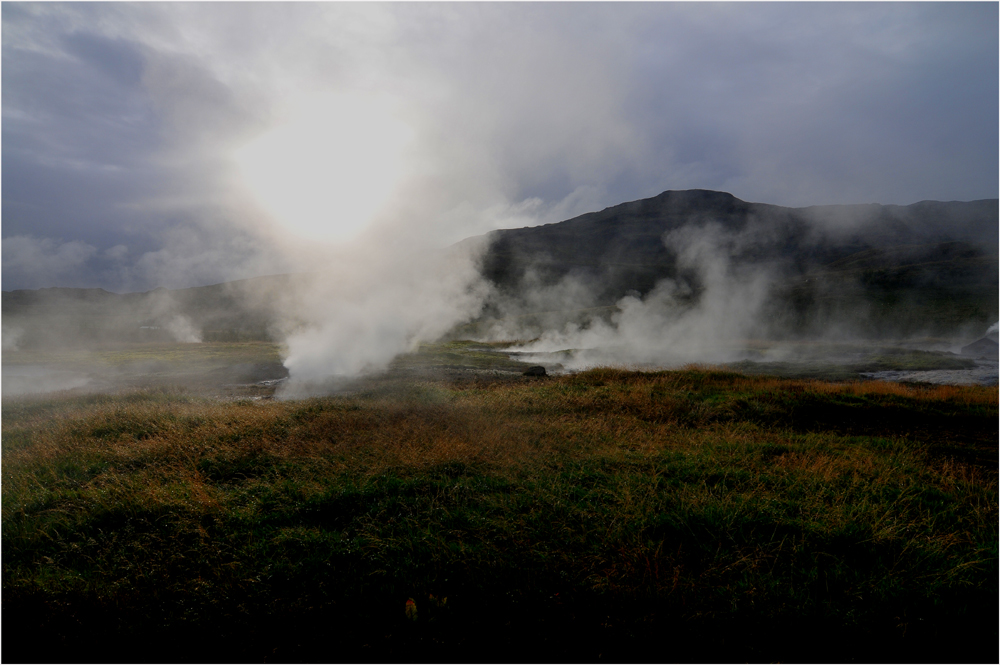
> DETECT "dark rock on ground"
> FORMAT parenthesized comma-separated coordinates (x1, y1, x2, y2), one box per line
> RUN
(523, 365, 547, 377)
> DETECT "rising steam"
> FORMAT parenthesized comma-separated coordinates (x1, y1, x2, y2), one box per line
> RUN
(277, 239, 490, 396)
(498, 222, 776, 370)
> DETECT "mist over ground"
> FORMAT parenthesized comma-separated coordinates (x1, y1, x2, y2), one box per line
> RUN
(276, 241, 491, 396)
(4, 189, 997, 396)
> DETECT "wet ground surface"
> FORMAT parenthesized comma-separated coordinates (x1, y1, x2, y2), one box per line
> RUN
(511, 345, 1000, 386)
(4, 339, 998, 400)
(0, 341, 536, 400)
(860, 358, 998, 386)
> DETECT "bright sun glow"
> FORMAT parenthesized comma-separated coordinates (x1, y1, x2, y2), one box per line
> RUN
(235, 92, 412, 243)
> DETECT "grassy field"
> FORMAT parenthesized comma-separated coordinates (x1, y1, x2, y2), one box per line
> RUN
(2, 361, 997, 662)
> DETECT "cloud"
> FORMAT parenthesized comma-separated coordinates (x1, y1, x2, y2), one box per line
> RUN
(2, 2, 997, 297)
(104, 244, 129, 261)
(2, 236, 98, 289)
(129, 214, 296, 291)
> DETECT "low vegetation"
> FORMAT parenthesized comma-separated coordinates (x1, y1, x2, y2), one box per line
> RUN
(3, 362, 996, 662)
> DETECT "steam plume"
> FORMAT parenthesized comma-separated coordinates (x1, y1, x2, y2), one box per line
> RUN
(277, 239, 490, 396)
(502, 222, 775, 370)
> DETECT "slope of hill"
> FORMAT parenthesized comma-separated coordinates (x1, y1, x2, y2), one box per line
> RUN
(474, 190, 998, 338)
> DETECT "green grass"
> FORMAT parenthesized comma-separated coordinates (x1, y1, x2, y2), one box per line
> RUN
(3, 369, 997, 662)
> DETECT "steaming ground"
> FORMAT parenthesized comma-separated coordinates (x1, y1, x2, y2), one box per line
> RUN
(2, 365, 92, 396)
(272, 236, 491, 395)
(0, 341, 536, 400)
(5, 191, 995, 396)
(4, 201, 996, 397)
(456, 202, 998, 388)
(3, 335, 996, 403)
(506, 337, 998, 386)
(0, 342, 290, 399)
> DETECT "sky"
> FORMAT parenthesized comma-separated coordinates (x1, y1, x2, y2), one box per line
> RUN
(2, 2, 997, 293)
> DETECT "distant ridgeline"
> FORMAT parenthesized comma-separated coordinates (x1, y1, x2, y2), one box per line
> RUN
(472, 189, 999, 339)
(3, 190, 997, 350)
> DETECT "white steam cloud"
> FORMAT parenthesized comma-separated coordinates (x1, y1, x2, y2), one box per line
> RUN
(146, 290, 203, 343)
(502, 222, 776, 370)
(2, 326, 25, 352)
(277, 239, 490, 396)
(164, 315, 202, 344)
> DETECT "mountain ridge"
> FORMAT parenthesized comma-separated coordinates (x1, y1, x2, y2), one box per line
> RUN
(474, 189, 998, 338)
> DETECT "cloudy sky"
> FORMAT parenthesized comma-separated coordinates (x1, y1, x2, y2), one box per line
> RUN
(3, 2, 997, 292)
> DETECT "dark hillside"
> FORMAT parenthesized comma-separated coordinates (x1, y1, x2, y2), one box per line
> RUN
(476, 190, 998, 336)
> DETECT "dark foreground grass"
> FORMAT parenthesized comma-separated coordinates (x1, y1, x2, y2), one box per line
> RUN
(3, 369, 997, 663)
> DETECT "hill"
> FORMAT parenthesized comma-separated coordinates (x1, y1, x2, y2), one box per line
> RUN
(472, 190, 998, 338)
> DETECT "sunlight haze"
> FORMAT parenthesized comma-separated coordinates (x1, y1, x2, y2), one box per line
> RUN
(2, 2, 996, 292)
(234, 92, 413, 243)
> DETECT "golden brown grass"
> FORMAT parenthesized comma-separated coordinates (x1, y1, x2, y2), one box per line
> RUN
(5, 368, 995, 507)
(3, 367, 996, 665)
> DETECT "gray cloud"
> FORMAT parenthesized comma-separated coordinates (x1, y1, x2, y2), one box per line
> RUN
(1, 235, 98, 290)
(2, 2, 997, 293)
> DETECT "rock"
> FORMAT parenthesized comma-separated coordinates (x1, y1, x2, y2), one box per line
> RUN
(523, 365, 547, 377)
